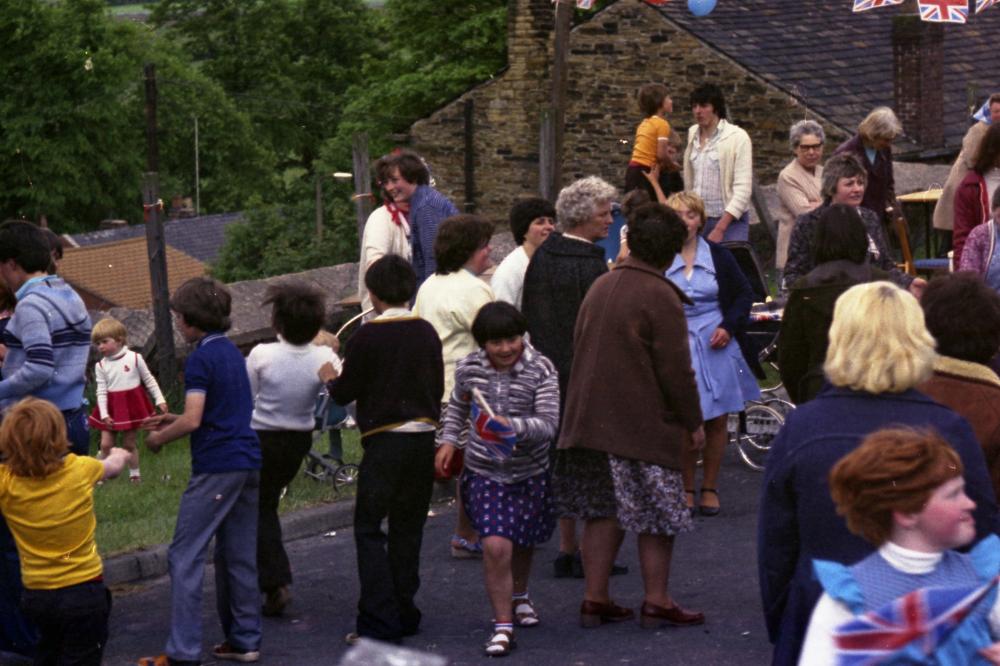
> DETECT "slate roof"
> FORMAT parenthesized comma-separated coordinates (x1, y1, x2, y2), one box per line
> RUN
(65, 212, 244, 264)
(60, 237, 207, 309)
(649, 0, 1000, 154)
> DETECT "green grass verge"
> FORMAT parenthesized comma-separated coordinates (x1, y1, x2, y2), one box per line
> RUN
(93, 429, 361, 557)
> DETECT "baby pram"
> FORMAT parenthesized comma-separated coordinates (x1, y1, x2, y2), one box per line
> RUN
(300, 307, 372, 492)
(721, 241, 793, 471)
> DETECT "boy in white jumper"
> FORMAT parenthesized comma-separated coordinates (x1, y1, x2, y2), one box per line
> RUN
(246, 283, 341, 616)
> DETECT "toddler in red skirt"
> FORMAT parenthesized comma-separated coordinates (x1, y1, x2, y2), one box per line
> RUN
(88, 317, 167, 483)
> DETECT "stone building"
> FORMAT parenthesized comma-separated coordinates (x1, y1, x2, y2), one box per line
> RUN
(406, 0, 1000, 223)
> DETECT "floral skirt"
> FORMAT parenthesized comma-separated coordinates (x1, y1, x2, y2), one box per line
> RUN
(460, 470, 555, 548)
(554, 448, 693, 536)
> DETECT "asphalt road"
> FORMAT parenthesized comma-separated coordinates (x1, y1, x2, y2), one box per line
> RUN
(103, 446, 775, 665)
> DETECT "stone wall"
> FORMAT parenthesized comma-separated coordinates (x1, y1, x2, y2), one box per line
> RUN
(408, 0, 850, 224)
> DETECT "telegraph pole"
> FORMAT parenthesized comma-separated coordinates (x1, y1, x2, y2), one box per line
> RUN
(143, 63, 177, 393)
(541, 0, 573, 200)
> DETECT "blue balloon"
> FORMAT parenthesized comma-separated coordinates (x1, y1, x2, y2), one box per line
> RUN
(688, 0, 717, 17)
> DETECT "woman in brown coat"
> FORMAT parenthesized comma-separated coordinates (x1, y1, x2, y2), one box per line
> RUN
(556, 202, 706, 630)
(918, 272, 1000, 501)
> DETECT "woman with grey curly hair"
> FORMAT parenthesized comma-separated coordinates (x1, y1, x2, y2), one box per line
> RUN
(776, 120, 826, 271)
(522, 175, 620, 579)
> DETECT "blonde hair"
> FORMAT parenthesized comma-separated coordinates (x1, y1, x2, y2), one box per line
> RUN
(666, 191, 707, 226)
(858, 106, 903, 143)
(91, 317, 127, 344)
(824, 282, 936, 393)
(0, 398, 69, 478)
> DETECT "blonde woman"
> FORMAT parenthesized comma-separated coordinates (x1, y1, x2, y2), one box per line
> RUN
(833, 106, 903, 224)
(757, 281, 1000, 665)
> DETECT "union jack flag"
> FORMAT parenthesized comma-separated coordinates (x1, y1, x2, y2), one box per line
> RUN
(976, 0, 999, 13)
(853, 0, 904, 11)
(471, 402, 517, 460)
(918, 0, 969, 22)
(833, 576, 999, 665)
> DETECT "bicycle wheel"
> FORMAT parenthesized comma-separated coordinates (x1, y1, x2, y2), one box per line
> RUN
(333, 463, 360, 490)
(734, 403, 784, 472)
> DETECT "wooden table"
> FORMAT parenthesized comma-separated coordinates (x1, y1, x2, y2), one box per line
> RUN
(898, 189, 943, 258)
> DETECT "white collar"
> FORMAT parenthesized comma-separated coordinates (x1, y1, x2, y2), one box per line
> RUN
(562, 232, 593, 244)
(375, 307, 413, 321)
(878, 541, 942, 575)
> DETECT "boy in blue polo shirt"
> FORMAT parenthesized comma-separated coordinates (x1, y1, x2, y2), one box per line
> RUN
(139, 277, 262, 666)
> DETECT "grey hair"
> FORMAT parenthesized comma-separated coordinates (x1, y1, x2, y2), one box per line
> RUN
(789, 120, 826, 151)
(556, 176, 618, 229)
(858, 106, 903, 143)
(821, 153, 868, 201)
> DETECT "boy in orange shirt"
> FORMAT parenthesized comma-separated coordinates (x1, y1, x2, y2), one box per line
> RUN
(625, 83, 681, 199)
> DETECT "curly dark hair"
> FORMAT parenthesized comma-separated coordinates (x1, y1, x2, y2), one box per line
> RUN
(626, 203, 686, 268)
(508, 198, 555, 246)
(387, 150, 430, 186)
(813, 204, 869, 265)
(433, 215, 494, 274)
(264, 281, 326, 345)
(921, 272, 1000, 364)
(689, 83, 727, 120)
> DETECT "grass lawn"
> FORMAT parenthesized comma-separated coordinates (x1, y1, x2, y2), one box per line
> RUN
(93, 429, 361, 557)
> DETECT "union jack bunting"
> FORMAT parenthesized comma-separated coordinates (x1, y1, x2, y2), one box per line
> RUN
(918, 0, 969, 22)
(576, 0, 595, 8)
(833, 576, 999, 665)
(853, 0, 904, 11)
(976, 0, 1000, 13)
(470, 402, 517, 460)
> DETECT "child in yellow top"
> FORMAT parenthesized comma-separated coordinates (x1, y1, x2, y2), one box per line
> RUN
(626, 83, 680, 199)
(0, 398, 127, 664)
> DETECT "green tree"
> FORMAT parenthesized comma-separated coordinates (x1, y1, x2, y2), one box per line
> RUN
(150, 0, 374, 172)
(0, 0, 276, 231)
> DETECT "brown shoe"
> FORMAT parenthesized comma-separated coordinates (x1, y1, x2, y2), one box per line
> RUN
(579, 599, 635, 628)
(639, 601, 705, 629)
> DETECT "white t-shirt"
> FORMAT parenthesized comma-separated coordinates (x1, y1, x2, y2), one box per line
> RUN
(490, 246, 530, 309)
(246, 337, 341, 431)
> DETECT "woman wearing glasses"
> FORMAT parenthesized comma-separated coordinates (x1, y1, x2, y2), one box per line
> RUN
(776, 121, 825, 274)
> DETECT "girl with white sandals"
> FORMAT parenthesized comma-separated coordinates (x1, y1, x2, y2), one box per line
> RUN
(435, 302, 560, 657)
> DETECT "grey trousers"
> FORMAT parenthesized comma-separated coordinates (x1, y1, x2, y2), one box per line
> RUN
(166, 470, 262, 661)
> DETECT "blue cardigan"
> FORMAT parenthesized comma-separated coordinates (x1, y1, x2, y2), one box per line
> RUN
(408, 185, 459, 285)
(757, 385, 1000, 665)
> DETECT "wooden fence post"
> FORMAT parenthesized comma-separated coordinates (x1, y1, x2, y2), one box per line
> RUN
(463, 99, 476, 213)
(352, 133, 372, 251)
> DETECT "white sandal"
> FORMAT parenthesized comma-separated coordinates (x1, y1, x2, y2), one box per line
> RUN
(484, 628, 516, 657)
(513, 598, 540, 627)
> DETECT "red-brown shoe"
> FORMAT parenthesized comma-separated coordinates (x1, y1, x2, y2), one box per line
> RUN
(639, 601, 705, 629)
(579, 600, 635, 628)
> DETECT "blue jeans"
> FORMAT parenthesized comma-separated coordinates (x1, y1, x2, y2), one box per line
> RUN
(703, 210, 750, 242)
(62, 405, 90, 457)
(166, 470, 261, 662)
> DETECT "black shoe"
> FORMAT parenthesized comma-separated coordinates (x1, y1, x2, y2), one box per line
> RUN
(610, 562, 629, 576)
(554, 552, 575, 578)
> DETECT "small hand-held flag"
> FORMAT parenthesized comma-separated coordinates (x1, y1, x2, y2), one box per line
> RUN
(853, 0, 905, 11)
(976, 0, 1000, 13)
(833, 575, 1000, 664)
(471, 388, 517, 460)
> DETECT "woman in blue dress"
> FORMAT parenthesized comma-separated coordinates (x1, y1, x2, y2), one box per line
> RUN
(665, 192, 759, 516)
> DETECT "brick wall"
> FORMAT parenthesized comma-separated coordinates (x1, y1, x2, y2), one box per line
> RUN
(409, 0, 849, 224)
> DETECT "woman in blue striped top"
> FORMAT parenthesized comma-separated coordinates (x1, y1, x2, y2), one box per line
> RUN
(435, 302, 560, 657)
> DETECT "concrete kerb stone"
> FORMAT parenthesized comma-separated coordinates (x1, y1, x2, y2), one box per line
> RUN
(102, 499, 357, 586)
(102, 481, 459, 586)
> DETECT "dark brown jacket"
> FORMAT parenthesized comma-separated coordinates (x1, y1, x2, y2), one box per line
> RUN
(558, 256, 702, 469)
(918, 356, 1000, 502)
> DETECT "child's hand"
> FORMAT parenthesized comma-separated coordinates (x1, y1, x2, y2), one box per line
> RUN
(156, 403, 168, 415)
(643, 163, 661, 184)
(145, 432, 164, 454)
(140, 414, 168, 431)
(318, 361, 339, 383)
(102, 417, 114, 427)
(435, 443, 458, 478)
(980, 642, 1000, 664)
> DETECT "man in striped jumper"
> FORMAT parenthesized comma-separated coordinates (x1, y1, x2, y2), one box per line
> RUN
(0, 220, 92, 455)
